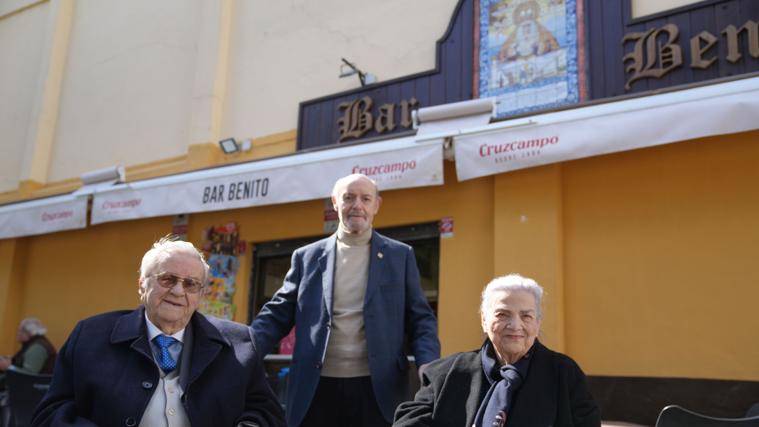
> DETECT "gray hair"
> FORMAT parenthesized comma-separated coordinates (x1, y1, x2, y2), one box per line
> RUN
(19, 317, 47, 337)
(139, 236, 210, 299)
(331, 173, 380, 198)
(480, 274, 544, 320)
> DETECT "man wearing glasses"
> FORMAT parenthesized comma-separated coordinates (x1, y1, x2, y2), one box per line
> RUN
(32, 237, 284, 427)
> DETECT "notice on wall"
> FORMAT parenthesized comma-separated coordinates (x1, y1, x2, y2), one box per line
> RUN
(198, 223, 241, 320)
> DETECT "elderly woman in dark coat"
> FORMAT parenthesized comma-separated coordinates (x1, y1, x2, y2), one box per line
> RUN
(394, 274, 600, 427)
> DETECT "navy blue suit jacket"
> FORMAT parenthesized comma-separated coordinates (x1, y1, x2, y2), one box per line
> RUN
(32, 307, 285, 427)
(252, 231, 440, 426)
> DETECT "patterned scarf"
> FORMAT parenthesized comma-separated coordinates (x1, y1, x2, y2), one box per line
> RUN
(473, 339, 532, 427)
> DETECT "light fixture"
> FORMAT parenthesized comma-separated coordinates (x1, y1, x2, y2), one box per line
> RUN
(74, 165, 125, 196)
(340, 58, 377, 87)
(219, 138, 240, 154)
(80, 165, 125, 185)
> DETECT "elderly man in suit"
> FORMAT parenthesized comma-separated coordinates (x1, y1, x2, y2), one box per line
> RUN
(252, 173, 440, 427)
(32, 237, 285, 427)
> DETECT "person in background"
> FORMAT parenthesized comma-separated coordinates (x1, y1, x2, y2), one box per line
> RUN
(252, 173, 441, 427)
(32, 236, 285, 427)
(0, 318, 56, 375)
(394, 274, 600, 427)
(0, 318, 57, 427)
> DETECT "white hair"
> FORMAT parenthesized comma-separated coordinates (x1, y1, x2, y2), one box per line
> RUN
(139, 236, 209, 299)
(480, 274, 544, 319)
(19, 317, 47, 337)
(331, 173, 380, 198)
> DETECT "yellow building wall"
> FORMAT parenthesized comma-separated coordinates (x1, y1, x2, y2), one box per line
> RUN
(493, 164, 566, 352)
(0, 239, 26, 354)
(2, 162, 494, 357)
(562, 130, 759, 381)
(4, 131, 759, 384)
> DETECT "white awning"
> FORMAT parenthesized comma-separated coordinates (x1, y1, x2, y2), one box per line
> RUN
(0, 194, 88, 239)
(448, 76, 759, 181)
(91, 136, 443, 224)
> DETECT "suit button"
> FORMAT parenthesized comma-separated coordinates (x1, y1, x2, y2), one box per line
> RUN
(315, 362, 322, 369)
(141, 381, 153, 389)
(125, 417, 136, 426)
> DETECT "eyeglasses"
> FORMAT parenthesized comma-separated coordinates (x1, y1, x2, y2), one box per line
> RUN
(151, 272, 205, 294)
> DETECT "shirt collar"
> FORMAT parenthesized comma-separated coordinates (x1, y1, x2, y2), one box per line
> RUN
(144, 311, 185, 343)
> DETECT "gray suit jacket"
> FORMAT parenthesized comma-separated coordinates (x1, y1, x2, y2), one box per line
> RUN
(252, 230, 440, 427)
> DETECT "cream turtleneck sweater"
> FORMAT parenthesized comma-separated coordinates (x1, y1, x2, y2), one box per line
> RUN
(321, 227, 372, 377)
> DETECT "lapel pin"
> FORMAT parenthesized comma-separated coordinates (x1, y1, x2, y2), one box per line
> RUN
(377, 252, 383, 259)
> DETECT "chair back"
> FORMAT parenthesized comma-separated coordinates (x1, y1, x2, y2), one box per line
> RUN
(656, 405, 759, 427)
(6, 370, 52, 427)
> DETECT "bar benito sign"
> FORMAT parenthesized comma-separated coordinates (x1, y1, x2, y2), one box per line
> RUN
(91, 140, 443, 224)
(337, 96, 419, 143)
(623, 19, 759, 91)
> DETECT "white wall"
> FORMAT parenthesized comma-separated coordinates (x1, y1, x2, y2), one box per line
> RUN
(222, 0, 460, 140)
(632, 0, 703, 18)
(0, 2, 48, 192)
(1, 0, 460, 188)
(48, 0, 202, 181)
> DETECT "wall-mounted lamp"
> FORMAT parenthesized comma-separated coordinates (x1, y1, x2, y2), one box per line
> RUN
(219, 138, 240, 154)
(340, 58, 377, 87)
(219, 138, 252, 154)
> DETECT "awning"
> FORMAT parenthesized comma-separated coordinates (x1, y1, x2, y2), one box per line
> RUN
(91, 136, 443, 224)
(0, 194, 88, 239)
(450, 76, 759, 181)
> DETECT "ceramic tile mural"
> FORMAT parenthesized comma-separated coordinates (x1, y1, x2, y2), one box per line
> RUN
(479, 0, 581, 117)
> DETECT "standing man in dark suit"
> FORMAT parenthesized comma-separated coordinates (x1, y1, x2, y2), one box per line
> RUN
(252, 173, 440, 427)
(32, 237, 284, 427)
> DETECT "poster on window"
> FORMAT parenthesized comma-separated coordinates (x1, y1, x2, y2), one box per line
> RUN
(478, 0, 584, 118)
(198, 223, 241, 320)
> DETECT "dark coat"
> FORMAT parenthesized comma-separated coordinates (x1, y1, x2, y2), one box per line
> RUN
(252, 230, 441, 427)
(393, 340, 601, 427)
(12, 335, 56, 374)
(32, 307, 285, 427)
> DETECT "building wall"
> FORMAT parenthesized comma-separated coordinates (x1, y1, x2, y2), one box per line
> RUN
(223, 0, 461, 142)
(48, 0, 203, 182)
(7, 128, 759, 384)
(0, 2, 48, 192)
(0, 161, 495, 356)
(562, 129, 759, 381)
(2, 0, 758, 388)
(632, 0, 703, 18)
(0, 0, 459, 195)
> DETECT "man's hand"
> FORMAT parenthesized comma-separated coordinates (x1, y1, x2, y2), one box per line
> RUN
(0, 356, 11, 371)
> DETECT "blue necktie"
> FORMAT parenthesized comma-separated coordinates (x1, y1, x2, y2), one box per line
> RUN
(154, 335, 178, 373)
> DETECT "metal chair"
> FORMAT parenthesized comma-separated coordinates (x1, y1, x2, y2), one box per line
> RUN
(655, 405, 759, 427)
(5, 370, 52, 427)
